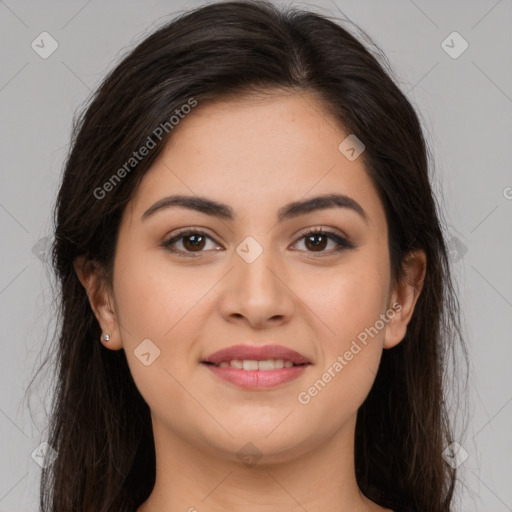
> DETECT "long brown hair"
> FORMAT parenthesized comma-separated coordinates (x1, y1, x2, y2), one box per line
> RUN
(32, 1, 468, 510)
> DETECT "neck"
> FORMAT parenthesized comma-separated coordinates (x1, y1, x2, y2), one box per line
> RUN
(138, 413, 388, 512)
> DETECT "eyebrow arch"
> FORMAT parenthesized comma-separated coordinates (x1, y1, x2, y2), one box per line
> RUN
(141, 193, 368, 224)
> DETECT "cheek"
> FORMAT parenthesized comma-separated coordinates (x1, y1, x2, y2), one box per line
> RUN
(302, 255, 390, 346)
(293, 250, 389, 410)
(113, 243, 206, 338)
(112, 250, 211, 417)
(112, 246, 215, 389)
(294, 263, 388, 432)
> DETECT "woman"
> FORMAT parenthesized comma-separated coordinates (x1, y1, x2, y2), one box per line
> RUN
(38, 1, 467, 510)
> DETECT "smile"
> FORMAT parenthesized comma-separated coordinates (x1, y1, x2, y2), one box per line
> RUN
(205, 359, 306, 370)
(201, 361, 311, 389)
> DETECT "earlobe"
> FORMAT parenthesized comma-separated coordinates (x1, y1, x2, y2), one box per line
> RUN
(383, 249, 427, 349)
(73, 256, 122, 350)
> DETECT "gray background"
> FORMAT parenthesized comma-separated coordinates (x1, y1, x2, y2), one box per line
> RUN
(0, 0, 511, 510)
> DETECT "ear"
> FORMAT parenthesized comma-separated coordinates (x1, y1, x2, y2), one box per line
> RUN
(383, 249, 427, 349)
(73, 255, 122, 350)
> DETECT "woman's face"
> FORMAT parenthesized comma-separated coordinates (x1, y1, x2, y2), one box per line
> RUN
(100, 92, 413, 462)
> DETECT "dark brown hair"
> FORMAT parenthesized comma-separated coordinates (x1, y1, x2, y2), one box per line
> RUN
(32, 1, 468, 510)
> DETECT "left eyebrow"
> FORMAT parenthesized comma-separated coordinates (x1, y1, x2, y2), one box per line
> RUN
(140, 193, 369, 225)
(277, 193, 368, 224)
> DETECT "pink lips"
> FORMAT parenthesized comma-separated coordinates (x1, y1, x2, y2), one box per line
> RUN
(201, 344, 311, 390)
(202, 344, 310, 365)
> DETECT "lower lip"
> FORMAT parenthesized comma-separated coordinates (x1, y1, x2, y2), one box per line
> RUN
(202, 363, 309, 389)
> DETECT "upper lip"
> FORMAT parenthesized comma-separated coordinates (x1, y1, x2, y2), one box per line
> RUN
(202, 344, 311, 365)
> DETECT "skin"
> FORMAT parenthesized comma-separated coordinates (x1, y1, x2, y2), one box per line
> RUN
(75, 90, 426, 512)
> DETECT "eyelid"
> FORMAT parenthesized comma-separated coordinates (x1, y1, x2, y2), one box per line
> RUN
(294, 225, 352, 244)
(164, 226, 218, 242)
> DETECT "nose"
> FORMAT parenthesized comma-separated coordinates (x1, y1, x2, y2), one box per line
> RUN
(217, 245, 295, 329)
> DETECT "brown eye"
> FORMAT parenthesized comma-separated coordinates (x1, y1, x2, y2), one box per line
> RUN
(162, 230, 220, 257)
(182, 233, 206, 251)
(292, 228, 355, 254)
(304, 233, 328, 251)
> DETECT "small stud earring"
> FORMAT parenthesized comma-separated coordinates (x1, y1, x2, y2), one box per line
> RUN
(101, 333, 111, 342)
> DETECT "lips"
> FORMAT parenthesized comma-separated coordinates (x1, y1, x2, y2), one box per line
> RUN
(202, 344, 311, 366)
(202, 343, 311, 390)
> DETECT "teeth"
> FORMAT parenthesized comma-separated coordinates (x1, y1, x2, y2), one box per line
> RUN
(258, 359, 276, 370)
(215, 359, 300, 370)
(243, 360, 259, 370)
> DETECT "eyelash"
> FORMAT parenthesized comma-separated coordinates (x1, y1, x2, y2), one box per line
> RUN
(161, 227, 355, 258)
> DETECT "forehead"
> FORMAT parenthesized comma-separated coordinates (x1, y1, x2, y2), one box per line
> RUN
(124, 92, 386, 229)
